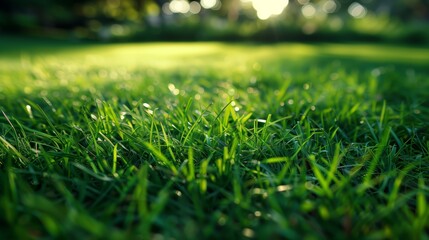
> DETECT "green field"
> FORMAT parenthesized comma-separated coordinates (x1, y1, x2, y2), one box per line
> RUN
(1, 36, 429, 239)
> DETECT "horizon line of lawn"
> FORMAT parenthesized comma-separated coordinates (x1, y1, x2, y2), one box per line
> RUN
(2, 36, 429, 67)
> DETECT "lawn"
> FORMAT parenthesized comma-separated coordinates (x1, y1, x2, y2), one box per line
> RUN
(1, 36, 429, 239)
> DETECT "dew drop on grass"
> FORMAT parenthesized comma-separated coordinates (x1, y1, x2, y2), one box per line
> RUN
(303, 83, 310, 90)
(72, 124, 83, 131)
(25, 105, 33, 119)
(143, 103, 151, 108)
(252, 188, 264, 195)
(254, 211, 262, 217)
(217, 216, 227, 226)
(168, 83, 180, 95)
(146, 109, 154, 115)
(168, 83, 175, 91)
(276, 185, 293, 192)
(242, 228, 255, 238)
(288, 99, 294, 105)
(120, 112, 127, 120)
(174, 190, 182, 197)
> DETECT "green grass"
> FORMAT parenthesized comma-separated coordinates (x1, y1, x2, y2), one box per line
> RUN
(1, 36, 429, 239)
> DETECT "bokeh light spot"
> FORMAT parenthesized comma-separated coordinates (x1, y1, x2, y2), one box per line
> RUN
(322, 0, 337, 13)
(189, 1, 202, 14)
(201, 0, 218, 9)
(297, 0, 309, 5)
(169, 0, 190, 14)
(302, 4, 316, 19)
(348, 2, 367, 18)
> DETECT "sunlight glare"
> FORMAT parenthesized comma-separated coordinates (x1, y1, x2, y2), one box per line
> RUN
(201, 0, 218, 9)
(247, 0, 289, 20)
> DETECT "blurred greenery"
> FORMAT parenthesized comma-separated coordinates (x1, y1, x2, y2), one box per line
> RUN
(1, 0, 428, 43)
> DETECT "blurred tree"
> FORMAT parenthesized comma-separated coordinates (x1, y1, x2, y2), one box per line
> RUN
(397, 0, 428, 21)
(0, 0, 428, 41)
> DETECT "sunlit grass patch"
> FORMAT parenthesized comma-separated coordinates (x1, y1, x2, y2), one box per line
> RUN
(1, 37, 429, 239)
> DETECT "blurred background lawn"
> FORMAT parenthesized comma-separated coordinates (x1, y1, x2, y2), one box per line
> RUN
(1, 0, 428, 44)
